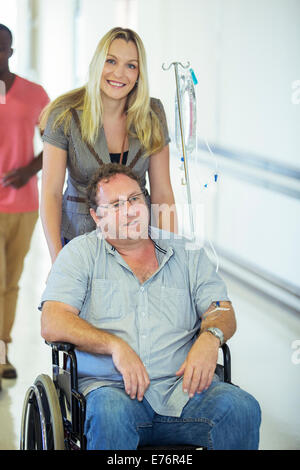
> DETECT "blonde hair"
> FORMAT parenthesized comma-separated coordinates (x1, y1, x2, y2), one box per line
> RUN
(40, 27, 164, 157)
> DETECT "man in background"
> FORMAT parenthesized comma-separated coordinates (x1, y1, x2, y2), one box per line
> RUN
(0, 24, 49, 384)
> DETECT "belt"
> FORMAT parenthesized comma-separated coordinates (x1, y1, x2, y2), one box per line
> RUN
(66, 196, 87, 203)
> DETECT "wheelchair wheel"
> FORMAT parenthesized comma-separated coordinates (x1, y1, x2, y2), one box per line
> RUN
(20, 374, 65, 450)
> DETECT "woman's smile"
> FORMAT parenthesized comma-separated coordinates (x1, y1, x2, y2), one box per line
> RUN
(107, 80, 126, 88)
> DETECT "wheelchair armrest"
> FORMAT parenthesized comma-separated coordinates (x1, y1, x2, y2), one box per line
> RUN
(46, 341, 79, 391)
(221, 343, 231, 383)
(45, 341, 75, 353)
(45, 341, 232, 383)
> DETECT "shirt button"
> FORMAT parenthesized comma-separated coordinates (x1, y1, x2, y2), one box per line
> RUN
(140, 286, 144, 292)
(141, 335, 146, 339)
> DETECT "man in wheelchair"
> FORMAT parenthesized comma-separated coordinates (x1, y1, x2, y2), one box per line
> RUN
(40, 163, 261, 450)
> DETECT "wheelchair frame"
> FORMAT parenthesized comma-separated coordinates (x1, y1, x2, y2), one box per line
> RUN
(20, 341, 231, 450)
(20, 342, 86, 450)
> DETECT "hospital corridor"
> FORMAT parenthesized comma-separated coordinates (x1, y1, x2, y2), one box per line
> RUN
(0, 0, 299, 451)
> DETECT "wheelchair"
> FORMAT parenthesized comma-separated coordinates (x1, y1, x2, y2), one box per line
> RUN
(20, 341, 232, 450)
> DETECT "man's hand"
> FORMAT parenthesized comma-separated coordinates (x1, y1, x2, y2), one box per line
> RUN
(176, 332, 219, 397)
(176, 300, 236, 398)
(1, 166, 32, 188)
(111, 337, 150, 402)
(1, 153, 43, 189)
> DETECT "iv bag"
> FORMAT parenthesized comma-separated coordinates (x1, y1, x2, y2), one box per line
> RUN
(175, 71, 197, 155)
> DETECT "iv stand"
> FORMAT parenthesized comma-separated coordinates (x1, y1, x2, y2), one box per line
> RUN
(162, 61, 195, 241)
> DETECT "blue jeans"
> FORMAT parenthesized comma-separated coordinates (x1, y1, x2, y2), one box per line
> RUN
(84, 381, 261, 450)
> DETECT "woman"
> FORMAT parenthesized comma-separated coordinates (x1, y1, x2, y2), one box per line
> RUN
(40, 27, 177, 263)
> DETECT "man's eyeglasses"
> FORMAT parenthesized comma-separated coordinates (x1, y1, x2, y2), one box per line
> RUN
(98, 191, 146, 213)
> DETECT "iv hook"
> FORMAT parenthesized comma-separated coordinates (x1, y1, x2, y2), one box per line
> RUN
(162, 61, 190, 71)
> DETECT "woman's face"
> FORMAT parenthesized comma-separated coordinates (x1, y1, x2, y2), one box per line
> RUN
(100, 38, 139, 102)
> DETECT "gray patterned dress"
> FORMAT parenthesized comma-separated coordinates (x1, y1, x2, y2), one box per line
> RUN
(42, 98, 170, 240)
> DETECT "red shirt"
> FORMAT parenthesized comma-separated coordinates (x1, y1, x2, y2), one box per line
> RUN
(0, 75, 49, 212)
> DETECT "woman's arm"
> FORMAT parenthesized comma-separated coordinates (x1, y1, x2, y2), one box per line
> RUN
(40, 142, 67, 263)
(148, 144, 178, 233)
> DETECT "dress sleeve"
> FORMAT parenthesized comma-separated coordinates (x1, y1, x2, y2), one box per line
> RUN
(151, 97, 171, 146)
(42, 106, 69, 151)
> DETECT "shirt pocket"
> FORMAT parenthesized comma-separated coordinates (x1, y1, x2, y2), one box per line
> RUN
(159, 286, 192, 331)
(89, 279, 124, 325)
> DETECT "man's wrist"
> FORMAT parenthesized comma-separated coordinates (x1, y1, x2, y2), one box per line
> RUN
(26, 152, 43, 175)
(105, 333, 123, 356)
(200, 327, 224, 346)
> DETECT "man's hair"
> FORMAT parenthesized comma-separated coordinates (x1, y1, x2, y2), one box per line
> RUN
(87, 163, 142, 211)
(0, 24, 13, 45)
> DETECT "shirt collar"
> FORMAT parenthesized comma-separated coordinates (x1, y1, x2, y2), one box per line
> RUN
(96, 226, 173, 257)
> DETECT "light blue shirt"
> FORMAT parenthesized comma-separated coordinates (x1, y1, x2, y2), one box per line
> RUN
(40, 227, 230, 417)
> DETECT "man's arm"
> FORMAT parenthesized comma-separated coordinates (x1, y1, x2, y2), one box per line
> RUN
(1, 151, 43, 189)
(1, 129, 45, 189)
(41, 300, 117, 354)
(41, 300, 150, 401)
(176, 301, 236, 397)
(200, 300, 237, 342)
